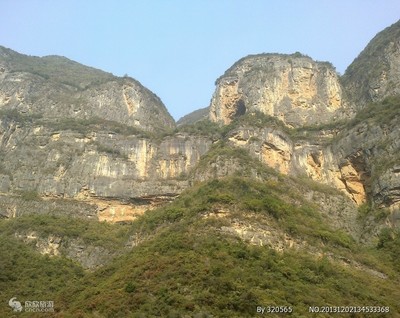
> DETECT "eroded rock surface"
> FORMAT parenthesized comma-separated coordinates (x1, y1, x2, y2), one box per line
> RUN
(210, 54, 351, 127)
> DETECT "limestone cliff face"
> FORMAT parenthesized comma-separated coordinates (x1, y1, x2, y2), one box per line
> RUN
(342, 20, 400, 107)
(0, 46, 215, 221)
(332, 117, 400, 211)
(209, 54, 350, 127)
(0, 116, 212, 220)
(1, 20, 400, 228)
(226, 126, 365, 205)
(207, 34, 400, 213)
(0, 46, 175, 132)
(226, 113, 400, 212)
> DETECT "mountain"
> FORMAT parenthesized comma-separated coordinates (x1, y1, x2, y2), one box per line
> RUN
(0, 46, 212, 221)
(176, 106, 209, 126)
(0, 46, 175, 132)
(206, 52, 399, 212)
(342, 20, 400, 107)
(0, 20, 400, 317)
(209, 52, 352, 127)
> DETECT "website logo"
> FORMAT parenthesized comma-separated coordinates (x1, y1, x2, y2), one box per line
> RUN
(8, 297, 23, 312)
(8, 297, 54, 313)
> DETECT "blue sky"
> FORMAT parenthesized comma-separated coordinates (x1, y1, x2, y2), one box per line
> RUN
(1, 1, 399, 121)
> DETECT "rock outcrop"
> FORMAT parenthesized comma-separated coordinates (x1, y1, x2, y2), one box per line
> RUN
(205, 21, 400, 213)
(14, 231, 115, 270)
(342, 20, 400, 107)
(0, 116, 212, 220)
(0, 46, 175, 132)
(225, 126, 366, 205)
(209, 53, 351, 127)
(0, 46, 213, 221)
(1, 20, 399, 228)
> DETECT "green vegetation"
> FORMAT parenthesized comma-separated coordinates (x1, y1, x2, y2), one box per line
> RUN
(0, 234, 85, 315)
(93, 141, 128, 158)
(347, 95, 400, 127)
(55, 177, 398, 316)
(0, 108, 157, 140)
(18, 190, 41, 201)
(0, 108, 43, 123)
(343, 20, 400, 91)
(176, 112, 292, 141)
(228, 111, 290, 132)
(3, 49, 115, 89)
(377, 228, 400, 272)
(61, 232, 397, 317)
(40, 116, 151, 137)
(177, 119, 222, 138)
(181, 177, 354, 248)
(357, 203, 390, 223)
(39, 115, 175, 140)
(176, 111, 345, 146)
(293, 175, 342, 196)
(0, 175, 399, 317)
(0, 214, 130, 250)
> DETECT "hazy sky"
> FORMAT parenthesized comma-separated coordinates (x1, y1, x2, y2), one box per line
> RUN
(1, 1, 399, 120)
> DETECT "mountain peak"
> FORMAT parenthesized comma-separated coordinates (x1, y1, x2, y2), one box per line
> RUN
(342, 19, 400, 106)
(209, 53, 347, 127)
(0, 46, 175, 132)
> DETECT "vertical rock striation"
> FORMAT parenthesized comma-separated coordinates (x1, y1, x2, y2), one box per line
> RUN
(210, 53, 350, 127)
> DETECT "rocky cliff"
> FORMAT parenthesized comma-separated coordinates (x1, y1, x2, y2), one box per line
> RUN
(224, 101, 400, 212)
(205, 23, 400, 215)
(0, 46, 213, 221)
(1, 20, 400, 232)
(342, 20, 400, 107)
(0, 114, 212, 221)
(0, 46, 175, 132)
(209, 53, 352, 127)
(1, 22, 400, 318)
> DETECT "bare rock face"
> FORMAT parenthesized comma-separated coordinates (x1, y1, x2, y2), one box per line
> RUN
(206, 22, 400, 213)
(0, 46, 214, 222)
(0, 46, 175, 132)
(209, 54, 350, 127)
(225, 126, 365, 205)
(1, 20, 399, 230)
(225, 109, 400, 211)
(0, 116, 212, 220)
(342, 20, 400, 107)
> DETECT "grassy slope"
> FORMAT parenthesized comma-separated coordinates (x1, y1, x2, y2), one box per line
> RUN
(1, 172, 398, 317)
(54, 177, 399, 317)
(0, 45, 115, 89)
(0, 234, 85, 317)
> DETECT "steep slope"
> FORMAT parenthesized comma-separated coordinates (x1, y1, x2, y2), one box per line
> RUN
(176, 106, 209, 126)
(342, 19, 400, 107)
(204, 47, 400, 213)
(209, 53, 352, 127)
(0, 47, 214, 221)
(0, 46, 175, 132)
(1, 170, 399, 316)
(1, 20, 400, 317)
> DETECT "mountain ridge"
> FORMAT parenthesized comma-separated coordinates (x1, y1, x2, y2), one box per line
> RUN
(0, 20, 399, 317)
(1, 18, 400, 219)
